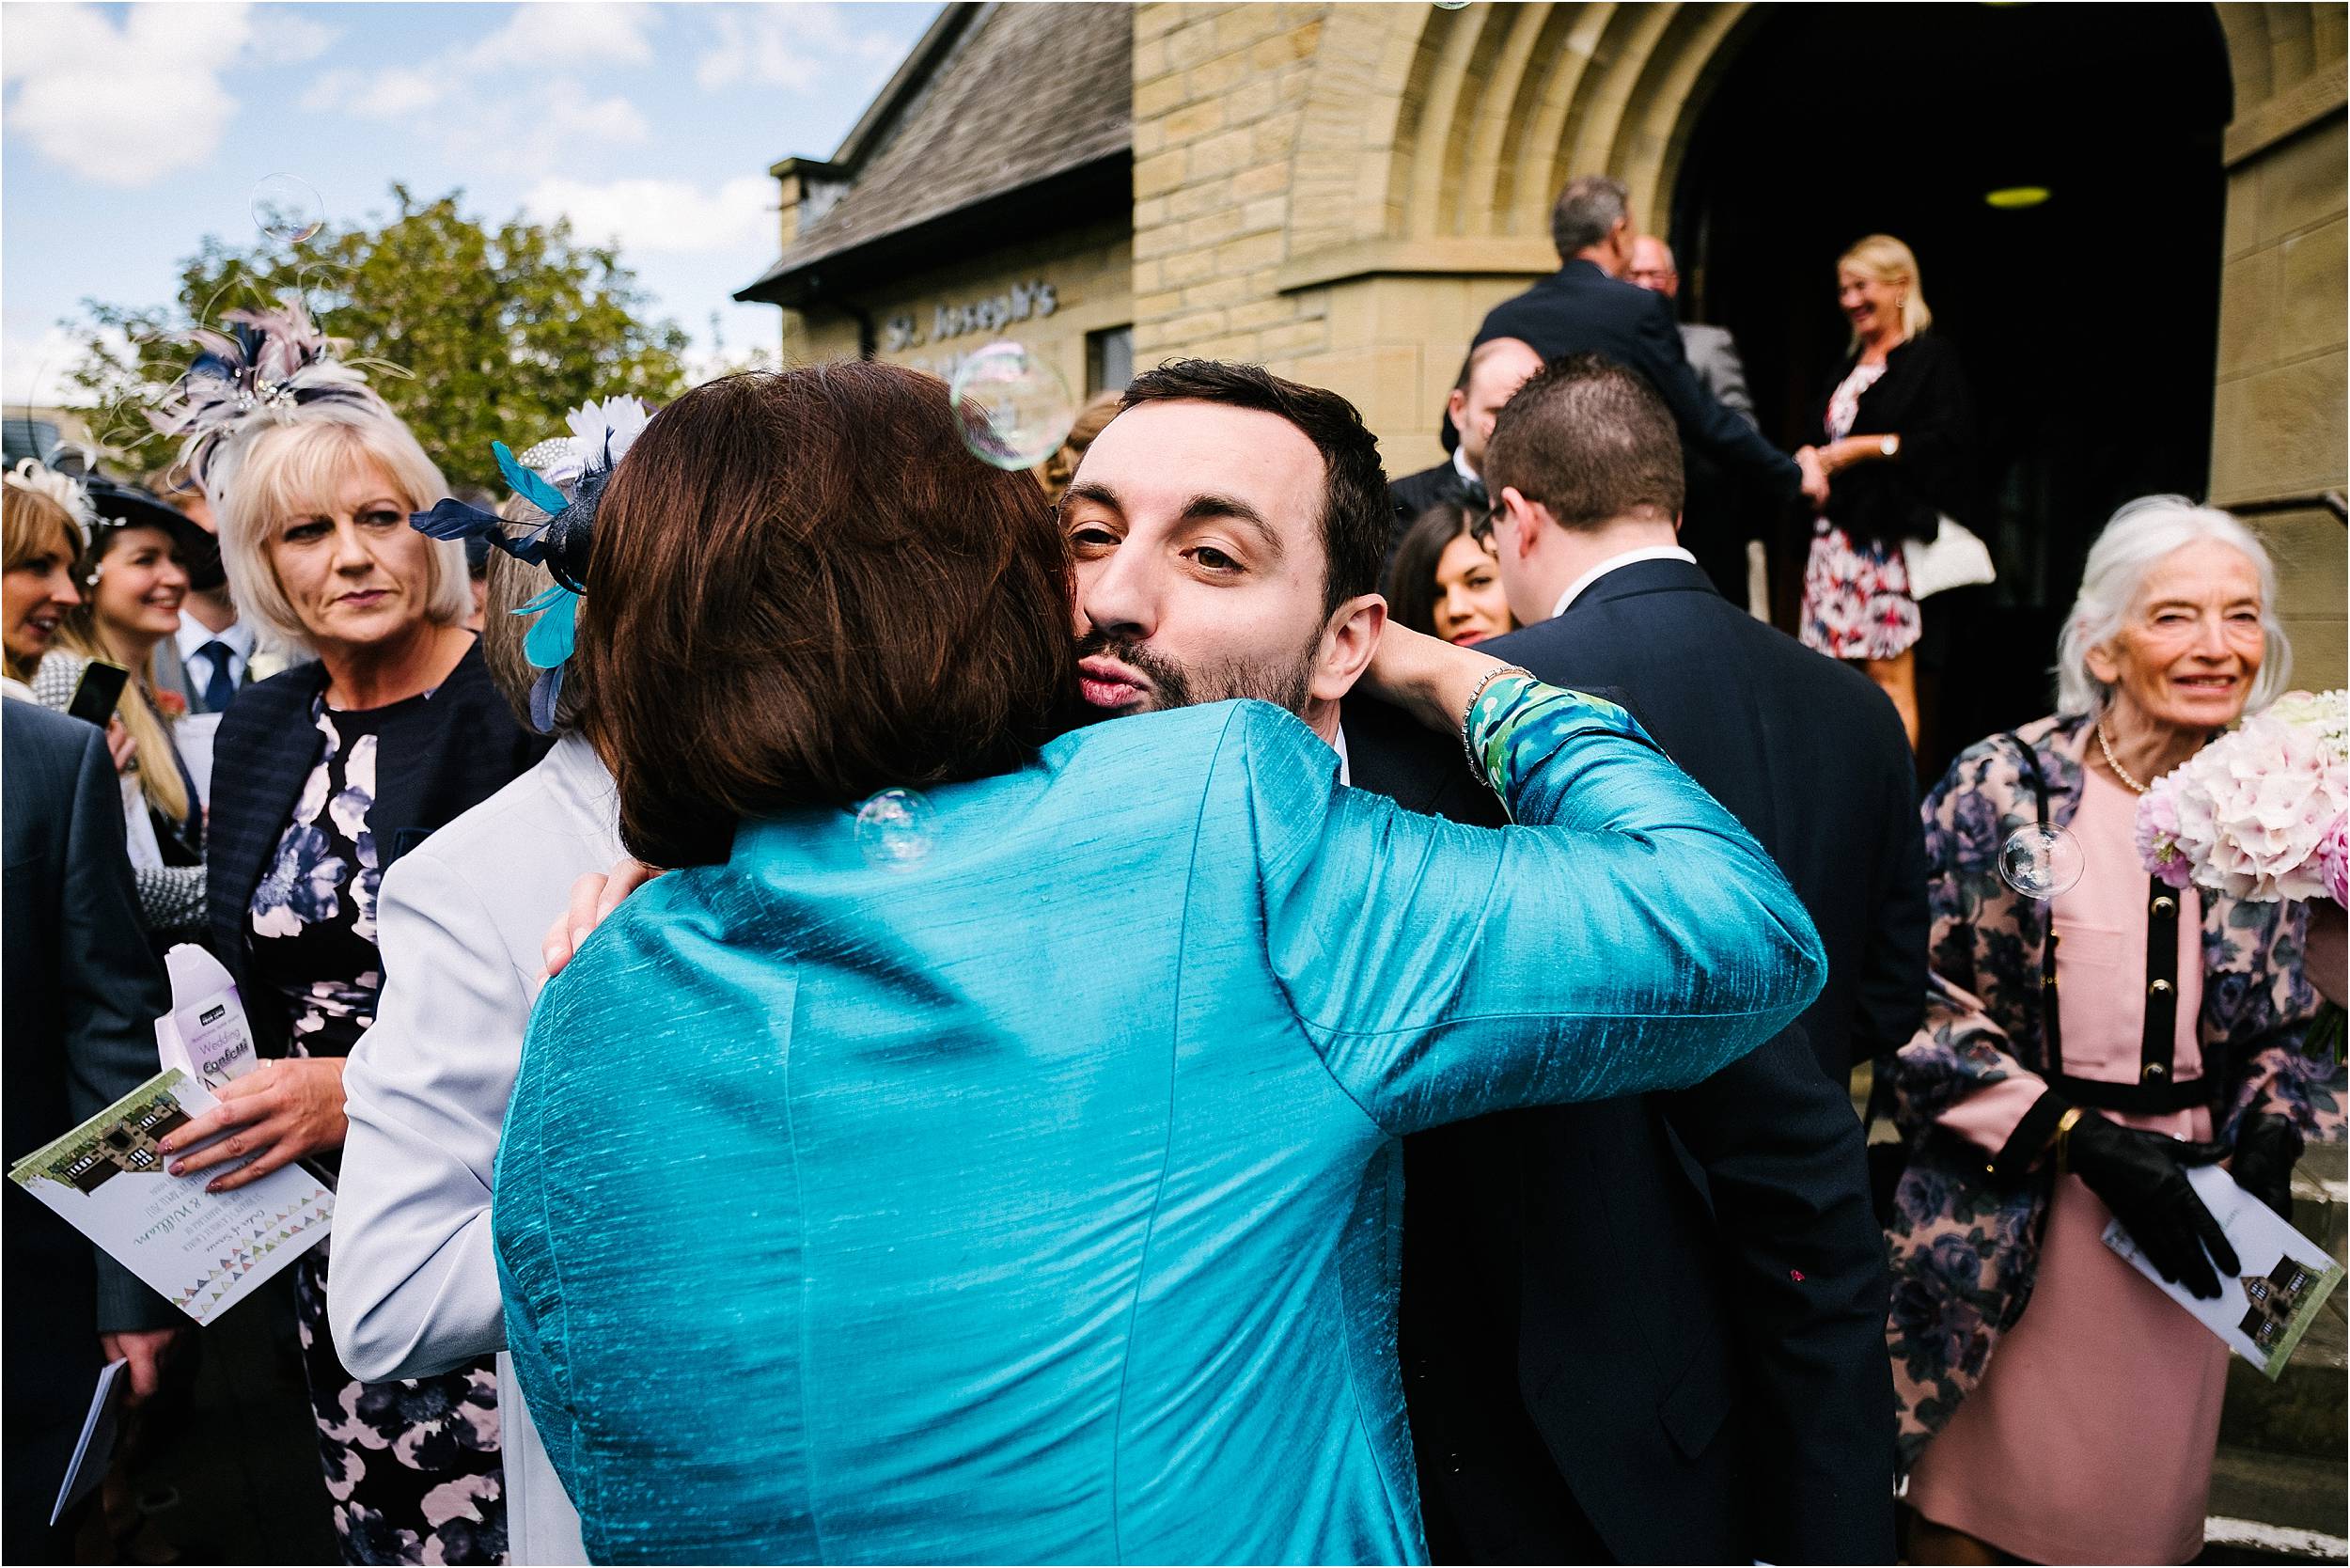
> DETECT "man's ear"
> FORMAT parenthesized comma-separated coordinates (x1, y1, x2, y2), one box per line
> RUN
(1445, 387, 1470, 440)
(1499, 485, 1542, 562)
(1311, 592, 1387, 704)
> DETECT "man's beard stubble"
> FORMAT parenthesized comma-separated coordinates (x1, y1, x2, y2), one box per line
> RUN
(1073, 627, 1317, 722)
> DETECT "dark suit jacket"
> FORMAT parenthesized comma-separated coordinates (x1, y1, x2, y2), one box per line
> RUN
(1346, 558, 1919, 1564)
(1477, 260, 1800, 505)
(205, 641, 548, 1058)
(1814, 332, 1979, 546)
(4, 700, 177, 1541)
(1386, 460, 1484, 574)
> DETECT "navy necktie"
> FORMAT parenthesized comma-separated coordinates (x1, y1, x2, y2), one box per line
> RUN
(196, 640, 237, 713)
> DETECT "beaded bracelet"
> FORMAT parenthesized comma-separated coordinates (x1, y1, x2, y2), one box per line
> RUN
(1460, 665, 1533, 784)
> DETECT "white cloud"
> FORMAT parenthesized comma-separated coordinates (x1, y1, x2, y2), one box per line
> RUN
(290, 6, 657, 176)
(299, 66, 445, 119)
(694, 4, 909, 93)
(245, 8, 338, 65)
(523, 175, 775, 257)
(1, 321, 132, 407)
(3, 3, 255, 187)
(460, 2, 656, 71)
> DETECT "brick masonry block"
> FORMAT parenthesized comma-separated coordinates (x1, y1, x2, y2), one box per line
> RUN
(1188, 126, 1254, 180)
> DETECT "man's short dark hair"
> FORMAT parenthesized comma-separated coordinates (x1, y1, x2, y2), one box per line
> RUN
(1119, 360, 1388, 612)
(1482, 353, 1684, 530)
(1550, 174, 1629, 260)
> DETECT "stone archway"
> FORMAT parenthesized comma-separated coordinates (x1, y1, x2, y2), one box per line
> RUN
(1131, 0, 2341, 682)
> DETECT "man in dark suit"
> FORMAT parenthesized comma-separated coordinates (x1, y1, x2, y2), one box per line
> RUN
(1476, 175, 1826, 519)
(3, 700, 182, 1560)
(1624, 232, 1761, 604)
(1349, 354, 1924, 1564)
(1386, 337, 1543, 557)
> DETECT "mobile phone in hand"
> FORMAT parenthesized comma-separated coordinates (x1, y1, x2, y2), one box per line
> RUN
(67, 661, 130, 728)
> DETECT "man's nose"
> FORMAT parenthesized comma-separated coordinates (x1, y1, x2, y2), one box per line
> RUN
(1077, 549, 1155, 639)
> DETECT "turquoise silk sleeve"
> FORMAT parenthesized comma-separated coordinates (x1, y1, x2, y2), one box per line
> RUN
(1258, 677, 1825, 1135)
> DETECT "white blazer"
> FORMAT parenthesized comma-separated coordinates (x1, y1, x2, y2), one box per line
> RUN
(330, 734, 622, 1564)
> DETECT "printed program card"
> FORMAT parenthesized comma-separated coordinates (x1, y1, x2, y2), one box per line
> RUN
(2104, 1162, 2345, 1380)
(8, 1068, 333, 1325)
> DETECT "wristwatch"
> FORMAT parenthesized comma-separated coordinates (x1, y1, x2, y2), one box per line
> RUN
(1880, 434, 1900, 458)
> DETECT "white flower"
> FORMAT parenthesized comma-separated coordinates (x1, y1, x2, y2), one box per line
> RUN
(2141, 689, 2350, 902)
(565, 395, 652, 474)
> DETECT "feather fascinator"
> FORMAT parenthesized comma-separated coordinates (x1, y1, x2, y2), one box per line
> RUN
(147, 298, 381, 495)
(411, 395, 653, 732)
(4, 458, 100, 540)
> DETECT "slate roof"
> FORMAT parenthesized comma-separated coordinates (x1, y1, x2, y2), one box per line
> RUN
(737, 2, 1133, 304)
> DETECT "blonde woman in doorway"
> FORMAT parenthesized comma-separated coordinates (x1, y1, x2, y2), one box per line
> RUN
(1794, 234, 1977, 748)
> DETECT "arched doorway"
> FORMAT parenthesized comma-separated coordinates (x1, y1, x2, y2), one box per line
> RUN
(1668, 3, 2234, 775)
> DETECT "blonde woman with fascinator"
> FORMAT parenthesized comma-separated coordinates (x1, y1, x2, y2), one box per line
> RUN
(3, 460, 91, 692)
(138, 300, 545, 1566)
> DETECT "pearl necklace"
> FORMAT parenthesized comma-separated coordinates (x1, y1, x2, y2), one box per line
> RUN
(2095, 720, 2151, 795)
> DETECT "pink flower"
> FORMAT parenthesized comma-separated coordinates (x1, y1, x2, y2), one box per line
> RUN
(2133, 689, 2348, 902)
(2323, 813, 2348, 907)
(2135, 783, 2194, 889)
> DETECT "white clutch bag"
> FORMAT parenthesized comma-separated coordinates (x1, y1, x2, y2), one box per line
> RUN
(1903, 515, 1997, 600)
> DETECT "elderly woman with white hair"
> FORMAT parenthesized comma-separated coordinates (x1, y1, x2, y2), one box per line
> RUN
(141, 304, 543, 1565)
(1880, 495, 2341, 1565)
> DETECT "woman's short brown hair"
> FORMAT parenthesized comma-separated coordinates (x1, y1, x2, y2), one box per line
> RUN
(577, 363, 1076, 867)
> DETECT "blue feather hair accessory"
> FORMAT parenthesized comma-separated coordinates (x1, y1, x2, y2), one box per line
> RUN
(411, 396, 652, 732)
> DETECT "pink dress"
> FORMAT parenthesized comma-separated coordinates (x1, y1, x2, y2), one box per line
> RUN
(1907, 768, 2230, 1564)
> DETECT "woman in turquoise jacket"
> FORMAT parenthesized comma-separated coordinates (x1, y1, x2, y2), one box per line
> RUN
(490, 364, 1825, 1564)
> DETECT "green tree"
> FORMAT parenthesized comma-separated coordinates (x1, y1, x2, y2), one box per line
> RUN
(64, 183, 691, 489)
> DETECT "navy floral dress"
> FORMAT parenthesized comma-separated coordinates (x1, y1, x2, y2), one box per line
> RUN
(249, 696, 506, 1565)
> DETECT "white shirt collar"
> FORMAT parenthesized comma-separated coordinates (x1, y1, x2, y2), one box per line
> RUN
(1549, 545, 1699, 619)
(176, 612, 255, 664)
(1329, 720, 1352, 787)
(1450, 445, 1480, 487)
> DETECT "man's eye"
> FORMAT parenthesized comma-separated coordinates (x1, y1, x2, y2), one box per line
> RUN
(1067, 525, 1118, 551)
(1191, 546, 1239, 572)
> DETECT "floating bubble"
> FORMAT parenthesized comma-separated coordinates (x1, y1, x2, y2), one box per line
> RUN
(1434, 1, 1471, 8)
(1998, 824, 2084, 900)
(252, 173, 324, 244)
(855, 788, 938, 870)
(949, 341, 1076, 471)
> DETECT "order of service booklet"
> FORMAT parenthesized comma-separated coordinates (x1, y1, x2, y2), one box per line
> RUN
(8, 1068, 333, 1325)
(2103, 1161, 2345, 1381)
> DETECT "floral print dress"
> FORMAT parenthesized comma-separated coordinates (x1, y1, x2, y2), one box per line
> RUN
(1800, 358, 1922, 662)
(249, 696, 506, 1565)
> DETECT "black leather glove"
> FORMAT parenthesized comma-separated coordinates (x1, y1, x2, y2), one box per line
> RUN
(2231, 1112, 2304, 1221)
(2064, 1109, 2238, 1299)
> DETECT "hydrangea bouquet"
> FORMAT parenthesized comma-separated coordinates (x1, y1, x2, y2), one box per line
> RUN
(2137, 689, 2348, 1049)
(2136, 689, 2348, 902)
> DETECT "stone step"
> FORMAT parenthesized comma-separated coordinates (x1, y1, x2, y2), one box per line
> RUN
(2203, 1446, 2349, 1552)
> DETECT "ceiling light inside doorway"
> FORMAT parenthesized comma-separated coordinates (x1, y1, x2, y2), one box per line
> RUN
(1984, 185, 2052, 210)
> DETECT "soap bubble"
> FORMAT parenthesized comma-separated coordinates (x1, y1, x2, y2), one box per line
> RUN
(1434, 1, 1471, 8)
(855, 788, 938, 870)
(949, 341, 1075, 471)
(252, 174, 324, 244)
(1998, 824, 2084, 900)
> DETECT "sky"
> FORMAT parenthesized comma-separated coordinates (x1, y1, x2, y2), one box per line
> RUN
(0, 1, 944, 403)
